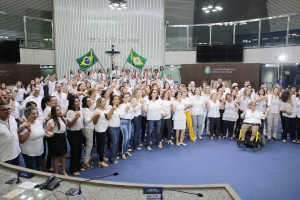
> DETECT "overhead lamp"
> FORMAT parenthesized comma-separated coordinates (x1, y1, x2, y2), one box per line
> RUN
(202, 7, 207, 10)
(202, 1, 223, 13)
(278, 55, 286, 62)
(212, 9, 217, 12)
(205, 10, 210, 13)
(108, 0, 127, 10)
(207, 5, 213, 9)
(117, 7, 122, 10)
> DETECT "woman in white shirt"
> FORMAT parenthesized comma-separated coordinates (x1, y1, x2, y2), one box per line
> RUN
(19, 107, 45, 171)
(81, 96, 99, 169)
(280, 91, 297, 143)
(66, 96, 84, 176)
(190, 87, 205, 140)
(93, 97, 109, 167)
(144, 89, 163, 151)
(131, 89, 145, 150)
(206, 93, 224, 140)
(119, 92, 134, 159)
(160, 90, 173, 146)
(181, 89, 196, 142)
(240, 101, 270, 142)
(13, 81, 27, 107)
(201, 86, 211, 136)
(45, 105, 68, 175)
(236, 88, 252, 135)
(254, 87, 268, 138)
(165, 75, 175, 89)
(172, 91, 186, 146)
(267, 86, 281, 141)
(222, 93, 240, 140)
(107, 94, 121, 164)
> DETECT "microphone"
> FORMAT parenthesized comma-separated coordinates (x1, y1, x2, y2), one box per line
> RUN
(0, 163, 22, 184)
(65, 172, 119, 196)
(164, 188, 203, 197)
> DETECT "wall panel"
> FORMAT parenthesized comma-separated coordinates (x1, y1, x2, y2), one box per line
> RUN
(53, 0, 164, 78)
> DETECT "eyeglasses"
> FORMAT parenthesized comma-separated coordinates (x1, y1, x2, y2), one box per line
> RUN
(251, 104, 256, 106)
(0, 108, 12, 112)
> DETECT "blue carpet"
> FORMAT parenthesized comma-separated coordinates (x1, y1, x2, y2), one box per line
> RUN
(19, 122, 300, 200)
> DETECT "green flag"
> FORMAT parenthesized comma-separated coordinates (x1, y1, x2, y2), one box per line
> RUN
(126, 49, 147, 69)
(76, 50, 99, 71)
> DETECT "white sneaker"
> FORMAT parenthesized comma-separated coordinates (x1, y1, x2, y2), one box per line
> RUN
(181, 143, 187, 146)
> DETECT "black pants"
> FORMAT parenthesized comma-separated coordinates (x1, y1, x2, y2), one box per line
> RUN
(132, 115, 141, 149)
(141, 116, 147, 140)
(209, 117, 221, 137)
(45, 137, 53, 168)
(67, 129, 83, 173)
(297, 117, 300, 140)
(96, 131, 107, 162)
(160, 118, 172, 140)
(281, 116, 296, 140)
(223, 120, 235, 137)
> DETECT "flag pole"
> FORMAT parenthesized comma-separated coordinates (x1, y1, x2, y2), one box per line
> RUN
(122, 48, 132, 70)
(91, 48, 106, 72)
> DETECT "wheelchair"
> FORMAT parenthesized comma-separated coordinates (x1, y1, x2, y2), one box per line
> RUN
(236, 124, 265, 150)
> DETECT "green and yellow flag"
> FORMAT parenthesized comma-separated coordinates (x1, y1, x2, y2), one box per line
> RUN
(76, 50, 99, 71)
(126, 49, 147, 69)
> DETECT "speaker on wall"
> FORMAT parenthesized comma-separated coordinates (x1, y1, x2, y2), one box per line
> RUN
(227, 44, 244, 62)
(196, 46, 211, 62)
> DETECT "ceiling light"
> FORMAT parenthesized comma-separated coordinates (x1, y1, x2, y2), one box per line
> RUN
(212, 9, 217, 12)
(117, 7, 122, 10)
(205, 10, 210, 13)
(207, 5, 213, 9)
(215, 6, 222, 10)
(202, 7, 207, 10)
(109, 1, 127, 10)
(278, 55, 286, 62)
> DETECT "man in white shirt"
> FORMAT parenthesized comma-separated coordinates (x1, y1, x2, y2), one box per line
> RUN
(77, 69, 84, 82)
(52, 83, 68, 116)
(35, 76, 49, 97)
(239, 80, 255, 94)
(22, 87, 43, 115)
(48, 76, 56, 95)
(0, 102, 25, 165)
(112, 66, 120, 79)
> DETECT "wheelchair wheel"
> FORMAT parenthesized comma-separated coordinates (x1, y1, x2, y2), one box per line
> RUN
(261, 135, 266, 146)
(253, 143, 260, 150)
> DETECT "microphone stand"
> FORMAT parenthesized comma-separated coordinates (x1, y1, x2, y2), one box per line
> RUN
(163, 188, 203, 197)
(66, 172, 119, 196)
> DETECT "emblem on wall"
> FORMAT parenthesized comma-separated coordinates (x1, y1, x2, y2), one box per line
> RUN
(205, 66, 211, 74)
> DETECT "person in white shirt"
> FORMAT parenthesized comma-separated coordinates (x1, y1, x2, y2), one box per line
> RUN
(131, 89, 145, 150)
(66, 96, 84, 176)
(13, 81, 27, 106)
(201, 86, 211, 136)
(172, 91, 186, 146)
(0, 102, 23, 165)
(181, 89, 196, 142)
(112, 66, 121, 79)
(205, 93, 224, 140)
(35, 76, 49, 97)
(240, 101, 270, 142)
(222, 93, 241, 140)
(93, 97, 109, 168)
(165, 75, 175, 89)
(280, 90, 297, 143)
(119, 92, 134, 160)
(160, 90, 173, 145)
(190, 88, 205, 140)
(52, 83, 68, 116)
(22, 87, 43, 116)
(143, 89, 163, 151)
(254, 87, 268, 137)
(295, 89, 300, 144)
(106, 94, 121, 164)
(81, 96, 99, 169)
(267, 86, 281, 141)
(19, 107, 45, 170)
(45, 105, 68, 175)
(48, 76, 56, 95)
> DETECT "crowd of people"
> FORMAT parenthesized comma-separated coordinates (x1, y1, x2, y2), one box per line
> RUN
(0, 65, 300, 176)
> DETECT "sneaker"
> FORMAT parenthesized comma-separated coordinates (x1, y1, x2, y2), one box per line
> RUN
(147, 146, 152, 151)
(116, 156, 120, 160)
(181, 143, 187, 146)
(111, 161, 118, 164)
(282, 140, 286, 143)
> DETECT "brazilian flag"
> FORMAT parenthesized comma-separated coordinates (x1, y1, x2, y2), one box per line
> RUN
(126, 49, 147, 69)
(76, 50, 99, 71)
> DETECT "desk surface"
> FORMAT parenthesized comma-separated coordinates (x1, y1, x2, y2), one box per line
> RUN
(0, 162, 240, 200)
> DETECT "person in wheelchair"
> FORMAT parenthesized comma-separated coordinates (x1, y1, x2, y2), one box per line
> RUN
(240, 101, 270, 143)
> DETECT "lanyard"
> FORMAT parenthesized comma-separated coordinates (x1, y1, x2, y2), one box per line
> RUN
(0, 119, 15, 140)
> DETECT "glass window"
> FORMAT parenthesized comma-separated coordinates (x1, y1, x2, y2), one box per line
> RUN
(26, 18, 53, 48)
(0, 14, 24, 46)
(288, 15, 300, 45)
(235, 20, 259, 47)
(166, 27, 187, 50)
(211, 23, 234, 46)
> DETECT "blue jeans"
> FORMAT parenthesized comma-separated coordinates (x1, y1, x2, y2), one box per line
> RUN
(108, 127, 120, 163)
(22, 154, 42, 171)
(147, 120, 161, 146)
(5, 155, 20, 166)
(132, 115, 141, 149)
(120, 119, 131, 154)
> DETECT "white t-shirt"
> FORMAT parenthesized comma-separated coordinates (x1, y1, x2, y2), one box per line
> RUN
(22, 95, 43, 115)
(47, 118, 67, 133)
(48, 81, 56, 95)
(0, 116, 21, 161)
(82, 107, 95, 129)
(107, 105, 121, 127)
(94, 108, 108, 132)
(145, 100, 163, 121)
(52, 92, 68, 112)
(190, 95, 205, 116)
(207, 100, 220, 118)
(66, 110, 83, 131)
(119, 103, 134, 120)
(13, 87, 27, 101)
(19, 120, 44, 156)
(161, 100, 172, 119)
(243, 109, 264, 124)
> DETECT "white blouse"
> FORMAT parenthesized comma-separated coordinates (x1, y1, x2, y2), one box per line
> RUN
(207, 100, 220, 118)
(19, 120, 44, 156)
(107, 105, 121, 127)
(296, 97, 300, 118)
(132, 98, 143, 117)
(268, 95, 280, 113)
(82, 107, 95, 129)
(161, 100, 172, 119)
(13, 87, 27, 101)
(280, 100, 297, 118)
(237, 96, 252, 110)
(190, 95, 205, 116)
(48, 118, 67, 133)
(119, 103, 134, 120)
(145, 100, 163, 121)
(172, 101, 186, 121)
(222, 101, 238, 121)
(243, 109, 264, 124)
(66, 110, 83, 131)
(94, 108, 108, 132)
